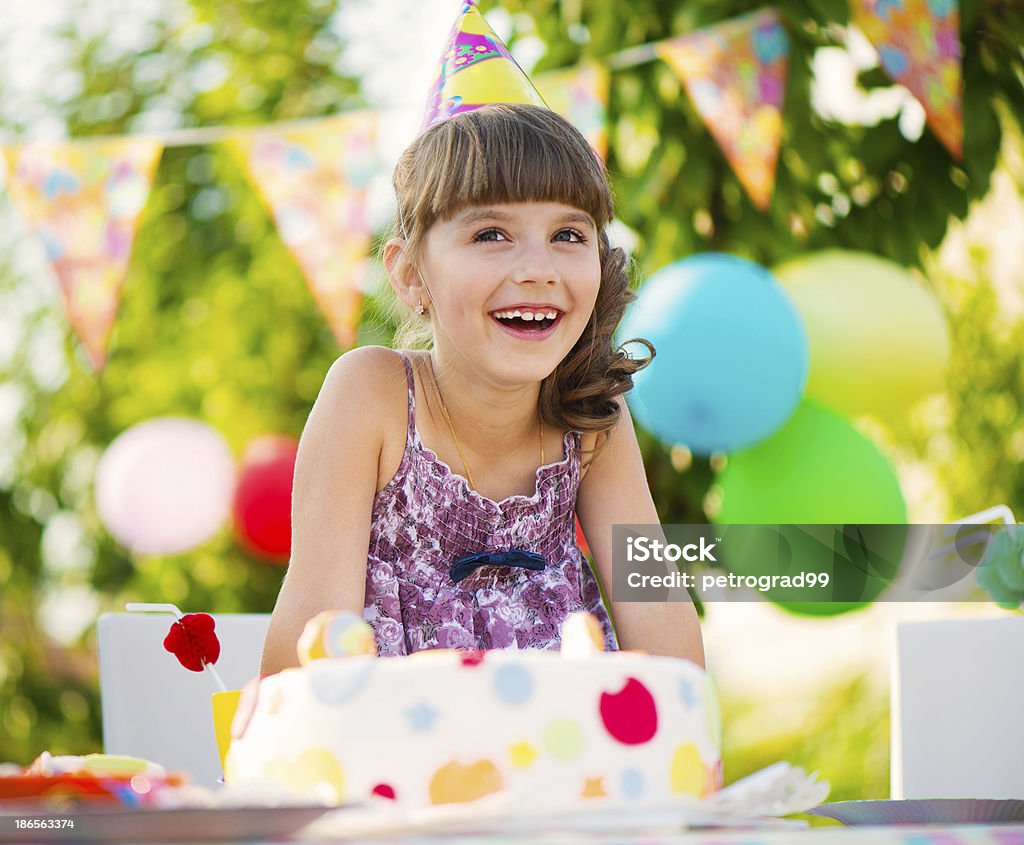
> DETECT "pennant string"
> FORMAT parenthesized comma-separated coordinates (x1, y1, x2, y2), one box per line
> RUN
(1, 113, 372, 151)
(0, 33, 712, 150)
(605, 42, 662, 71)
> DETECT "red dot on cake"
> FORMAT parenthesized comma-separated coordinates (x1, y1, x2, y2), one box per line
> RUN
(371, 783, 397, 800)
(460, 650, 485, 667)
(599, 677, 658, 745)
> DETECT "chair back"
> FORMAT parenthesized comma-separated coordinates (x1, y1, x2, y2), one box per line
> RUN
(98, 612, 270, 788)
(892, 616, 1024, 798)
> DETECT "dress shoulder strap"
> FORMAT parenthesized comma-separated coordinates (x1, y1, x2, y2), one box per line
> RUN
(396, 350, 416, 446)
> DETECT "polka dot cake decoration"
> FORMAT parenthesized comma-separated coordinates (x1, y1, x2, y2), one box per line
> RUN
(225, 610, 721, 811)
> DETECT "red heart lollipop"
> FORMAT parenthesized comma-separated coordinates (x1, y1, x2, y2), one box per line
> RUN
(163, 613, 221, 672)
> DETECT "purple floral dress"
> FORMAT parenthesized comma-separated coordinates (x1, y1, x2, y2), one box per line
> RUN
(363, 351, 619, 656)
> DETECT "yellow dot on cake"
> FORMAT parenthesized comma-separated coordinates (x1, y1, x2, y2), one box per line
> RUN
(508, 740, 537, 769)
(263, 748, 345, 804)
(670, 741, 703, 797)
(429, 759, 504, 805)
(581, 775, 607, 798)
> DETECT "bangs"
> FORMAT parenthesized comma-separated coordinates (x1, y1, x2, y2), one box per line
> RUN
(395, 105, 614, 238)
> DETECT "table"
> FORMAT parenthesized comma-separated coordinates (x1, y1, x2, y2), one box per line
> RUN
(299, 825, 1024, 844)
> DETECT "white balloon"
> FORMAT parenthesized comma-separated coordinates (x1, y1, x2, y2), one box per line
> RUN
(96, 417, 236, 555)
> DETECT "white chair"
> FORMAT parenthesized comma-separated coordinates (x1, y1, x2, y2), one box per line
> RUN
(892, 615, 1024, 798)
(97, 612, 271, 789)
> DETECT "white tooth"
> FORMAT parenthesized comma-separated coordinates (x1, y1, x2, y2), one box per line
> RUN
(521, 311, 535, 321)
(512, 310, 521, 318)
(546, 311, 557, 319)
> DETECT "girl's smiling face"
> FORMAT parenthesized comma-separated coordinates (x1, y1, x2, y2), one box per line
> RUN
(417, 200, 602, 382)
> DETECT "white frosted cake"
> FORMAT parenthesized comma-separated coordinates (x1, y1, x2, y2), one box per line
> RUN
(225, 612, 721, 809)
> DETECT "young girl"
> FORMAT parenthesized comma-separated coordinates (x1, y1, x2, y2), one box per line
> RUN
(261, 103, 704, 672)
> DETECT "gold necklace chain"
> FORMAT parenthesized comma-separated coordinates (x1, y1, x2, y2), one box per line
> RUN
(430, 358, 543, 492)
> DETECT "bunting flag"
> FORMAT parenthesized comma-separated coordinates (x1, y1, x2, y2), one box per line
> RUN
(850, 0, 963, 160)
(229, 111, 380, 350)
(2, 138, 163, 371)
(655, 8, 790, 211)
(536, 60, 611, 161)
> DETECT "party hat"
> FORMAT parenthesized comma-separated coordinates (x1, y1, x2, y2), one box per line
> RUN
(421, 0, 548, 130)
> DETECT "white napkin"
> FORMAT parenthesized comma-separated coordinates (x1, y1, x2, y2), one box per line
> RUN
(706, 762, 831, 818)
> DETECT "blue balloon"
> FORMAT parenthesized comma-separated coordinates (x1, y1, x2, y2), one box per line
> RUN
(617, 253, 808, 455)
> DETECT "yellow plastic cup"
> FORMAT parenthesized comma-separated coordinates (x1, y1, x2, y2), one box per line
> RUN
(211, 689, 242, 774)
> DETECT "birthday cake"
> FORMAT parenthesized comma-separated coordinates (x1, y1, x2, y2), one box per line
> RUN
(224, 611, 721, 810)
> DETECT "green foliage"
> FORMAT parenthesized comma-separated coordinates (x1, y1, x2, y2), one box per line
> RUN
(0, 0, 1021, 802)
(722, 674, 890, 801)
(502, 0, 1020, 269)
(0, 0, 361, 765)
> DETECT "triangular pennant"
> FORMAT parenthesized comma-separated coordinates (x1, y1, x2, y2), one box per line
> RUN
(422, 0, 548, 131)
(229, 111, 380, 350)
(3, 137, 162, 371)
(536, 60, 611, 161)
(850, 0, 963, 160)
(656, 8, 790, 211)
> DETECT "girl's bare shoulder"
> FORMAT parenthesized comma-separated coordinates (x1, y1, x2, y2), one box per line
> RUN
(328, 345, 406, 383)
(325, 346, 416, 493)
(323, 347, 403, 412)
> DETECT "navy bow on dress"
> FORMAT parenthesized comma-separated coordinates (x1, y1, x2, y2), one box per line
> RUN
(449, 549, 546, 584)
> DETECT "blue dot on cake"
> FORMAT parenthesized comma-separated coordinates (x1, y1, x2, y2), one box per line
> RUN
(621, 767, 645, 799)
(494, 663, 534, 705)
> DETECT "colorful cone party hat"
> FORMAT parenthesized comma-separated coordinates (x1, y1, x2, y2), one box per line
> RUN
(421, 0, 548, 131)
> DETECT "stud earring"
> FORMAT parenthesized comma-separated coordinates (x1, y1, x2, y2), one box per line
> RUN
(415, 302, 428, 316)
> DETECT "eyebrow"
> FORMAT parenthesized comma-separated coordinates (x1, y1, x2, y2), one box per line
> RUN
(455, 208, 596, 229)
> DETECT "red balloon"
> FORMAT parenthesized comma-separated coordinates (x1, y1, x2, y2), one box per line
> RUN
(233, 435, 298, 564)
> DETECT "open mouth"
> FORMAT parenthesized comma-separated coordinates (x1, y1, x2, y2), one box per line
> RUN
(489, 308, 563, 333)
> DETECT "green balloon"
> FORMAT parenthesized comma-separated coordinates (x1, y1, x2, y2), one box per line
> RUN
(714, 400, 908, 615)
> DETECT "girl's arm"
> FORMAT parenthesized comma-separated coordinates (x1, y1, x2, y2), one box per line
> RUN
(260, 347, 391, 675)
(576, 395, 705, 666)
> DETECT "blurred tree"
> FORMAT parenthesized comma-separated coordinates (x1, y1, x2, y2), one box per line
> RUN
(0, 0, 1020, 801)
(0, 0, 366, 764)
(502, 0, 1024, 525)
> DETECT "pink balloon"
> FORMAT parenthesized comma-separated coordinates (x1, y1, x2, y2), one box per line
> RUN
(96, 417, 236, 555)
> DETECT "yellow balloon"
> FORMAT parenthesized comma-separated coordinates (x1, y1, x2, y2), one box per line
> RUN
(774, 251, 949, 420)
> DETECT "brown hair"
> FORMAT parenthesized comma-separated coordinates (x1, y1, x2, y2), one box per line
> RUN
(386, 103, 653, 468)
